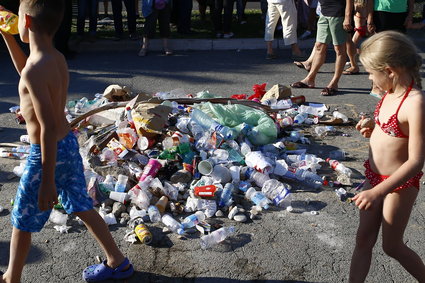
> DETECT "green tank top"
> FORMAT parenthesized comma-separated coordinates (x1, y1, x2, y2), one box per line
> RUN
(374, 0, 408, 13)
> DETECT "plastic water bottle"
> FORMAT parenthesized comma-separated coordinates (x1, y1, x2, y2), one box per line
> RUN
(286, 154, 324, 165)
(261, 179, 292, 207)
(148, 205, 161, 223)
(161, 214, 184, 235)
(245, 168, 270, 188)
(314, 126, 335, 137)
(200, 226, 235, 249)
(293, 112, 308, 124)
(114, 175, 128, 192)
(181, 211, 206, 229)
(333, 110, 348, 123)
(245, 187, 270, 209)
(218, 183, 234, 208)
(326, 158, 352, 177)
(190, 108, 235, 139)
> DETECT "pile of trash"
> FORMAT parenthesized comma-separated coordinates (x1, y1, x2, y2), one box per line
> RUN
(2, 83, 357, 248)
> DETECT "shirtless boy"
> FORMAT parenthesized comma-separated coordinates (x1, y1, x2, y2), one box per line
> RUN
(1, 1, 133, 282)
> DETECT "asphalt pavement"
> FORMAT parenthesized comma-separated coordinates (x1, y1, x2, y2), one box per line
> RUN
(0, 32, 425, 283)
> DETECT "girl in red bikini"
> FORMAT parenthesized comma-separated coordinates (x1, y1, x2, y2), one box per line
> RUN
(348, 31, 425, 282)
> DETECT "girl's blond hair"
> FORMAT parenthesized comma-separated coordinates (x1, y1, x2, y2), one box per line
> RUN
(359, 31, 423, 89)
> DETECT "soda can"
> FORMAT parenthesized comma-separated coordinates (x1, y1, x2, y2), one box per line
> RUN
(134, 224, 152, 244)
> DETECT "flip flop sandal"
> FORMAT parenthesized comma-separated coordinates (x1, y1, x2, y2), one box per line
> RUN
(321, 87, 337, 96)
(290, 81, 314, 88)
(342, 68, 360, 75)
(82, 257, 134, 282)
(293, 61, 310, 72)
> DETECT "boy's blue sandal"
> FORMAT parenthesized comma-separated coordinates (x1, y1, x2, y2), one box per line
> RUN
(83, 257, 134, 282)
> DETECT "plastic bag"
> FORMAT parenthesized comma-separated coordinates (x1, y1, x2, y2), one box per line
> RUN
(197, 102, 277, 145)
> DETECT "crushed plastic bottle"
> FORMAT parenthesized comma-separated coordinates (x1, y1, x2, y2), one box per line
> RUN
(181, 211, 206, 229)
(190, 108, 235, 140)
(218, 183, 234, 208)
(261, 179, 292, 207)
(161, 214, 184, 234)
(245, 187, 270, 209)
(333, 110, 349, 123)
(314, 126, 335, 137)
(148, 205, 161, 223)
(200, 226, 235, 249)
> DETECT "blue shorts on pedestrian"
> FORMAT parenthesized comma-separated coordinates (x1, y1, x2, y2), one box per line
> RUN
(11, 131, 93, 232)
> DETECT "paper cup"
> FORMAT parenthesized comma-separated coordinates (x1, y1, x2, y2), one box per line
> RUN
(109, 191, 128, 204)
(198, 159, 215, 176)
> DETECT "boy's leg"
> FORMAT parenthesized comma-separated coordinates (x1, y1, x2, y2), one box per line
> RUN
(74, 209, 128, 269)
(349, 184, 383, 283)
(381, 187, 425, 282)
(3, 227, 32, 283)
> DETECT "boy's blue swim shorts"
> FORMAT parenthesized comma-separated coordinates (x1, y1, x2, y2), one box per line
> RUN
(11, 131, 93, 232)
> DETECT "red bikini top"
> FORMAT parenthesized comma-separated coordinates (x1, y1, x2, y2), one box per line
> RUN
(374, 80, 413, 138)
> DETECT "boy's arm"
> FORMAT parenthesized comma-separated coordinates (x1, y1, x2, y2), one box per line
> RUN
(1, 32, 27, 75)
(23, 66, 59, 211)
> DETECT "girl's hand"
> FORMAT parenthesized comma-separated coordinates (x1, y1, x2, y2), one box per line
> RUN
(356, 116, 374, 138)
(352, 190, 381, 210)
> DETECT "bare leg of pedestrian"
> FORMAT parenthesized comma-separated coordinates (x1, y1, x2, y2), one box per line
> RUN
(344, 34, 359, 74)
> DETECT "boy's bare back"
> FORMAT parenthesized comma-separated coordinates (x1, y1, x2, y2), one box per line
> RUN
(19, 48, 70, 144)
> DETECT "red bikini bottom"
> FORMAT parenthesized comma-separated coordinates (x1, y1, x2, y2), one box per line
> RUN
(364, 160, 422, 192)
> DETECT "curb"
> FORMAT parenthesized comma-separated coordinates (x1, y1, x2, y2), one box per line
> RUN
(75, 29, 425, 53)
(76, 37, 317, 53)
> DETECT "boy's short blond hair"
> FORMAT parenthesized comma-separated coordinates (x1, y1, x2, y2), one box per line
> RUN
(20, 0, 64, 36)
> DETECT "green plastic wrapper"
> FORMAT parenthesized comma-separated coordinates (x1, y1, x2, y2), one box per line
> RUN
(196, 102, 277, 145)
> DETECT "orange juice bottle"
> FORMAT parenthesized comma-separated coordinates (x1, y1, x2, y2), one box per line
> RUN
(0, 11, 19, 35)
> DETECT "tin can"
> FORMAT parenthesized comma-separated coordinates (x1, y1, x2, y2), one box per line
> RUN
(135, 224, 152, 244)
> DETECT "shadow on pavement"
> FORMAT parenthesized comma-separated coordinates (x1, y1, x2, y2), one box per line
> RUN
(0, 127, 27, 143)
(106, 273, 321, 283)
(0, 241, 45, 266)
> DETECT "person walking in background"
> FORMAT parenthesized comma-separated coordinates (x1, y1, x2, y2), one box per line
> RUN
(138, 0, 173, 56)
(343, 0, 372, 75)
(55, 0, 75, 58)
(264, 0, 305, 60)
(367, 0, 414, 98)
(77, 0, 99, 42)
(290, 0, 352, 96)
(236, 0, 247, 24)
(214, 0, 235, 38)
(111, 0, 139, 40)
(349, 31, 425, 283)
(173, 0, 193, 34)
(99, 0, 111, 19)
